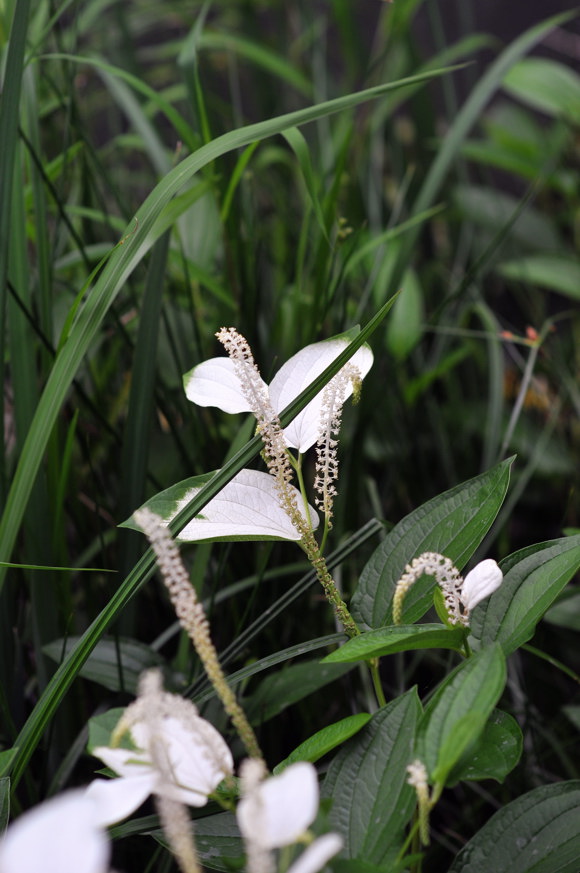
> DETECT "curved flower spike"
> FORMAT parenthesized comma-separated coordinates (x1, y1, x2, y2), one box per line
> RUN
(184, 335, 373, 453)
(460, 558, 503, 611)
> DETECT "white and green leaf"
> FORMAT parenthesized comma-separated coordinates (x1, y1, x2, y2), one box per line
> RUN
(123, 469, 318, 542)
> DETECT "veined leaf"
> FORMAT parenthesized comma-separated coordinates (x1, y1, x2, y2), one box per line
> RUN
(323, 689, 421, 865)
(351, 459, 513, 629)
(322, 624, 465, 664)
(470, 535, 580, 655)
(447, 781, 580, 873)
(445, 709, 522, 787)
(273, 714, 372, 774)
(417, 644, 506, 784)
(243, 660, 354, 726)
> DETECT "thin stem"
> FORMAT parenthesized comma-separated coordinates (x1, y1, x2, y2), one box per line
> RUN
(369, 659, 387, 707)
(292, 452, 315, 534)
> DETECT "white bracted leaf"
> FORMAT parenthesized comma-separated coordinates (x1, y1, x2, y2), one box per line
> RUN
(287, 833, 344, 873)
(268, 339, 374, 452)
(237, 761, 320, 849)
(0, 790, 110, 873)
(183, 357, 258, 414)
(174, 469, 318, 542)
(461, 559, 503, 611)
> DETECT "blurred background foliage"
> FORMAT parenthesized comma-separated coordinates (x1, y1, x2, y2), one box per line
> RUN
(1, 1, 579, 864)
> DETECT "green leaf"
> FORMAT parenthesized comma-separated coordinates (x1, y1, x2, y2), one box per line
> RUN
(545, 590, 580, 632)
(87, 708, 129, 753)
(497, 255, 580, 300)
(445, 709, 523, 786)
(452, 185, 560, 251)
(322, 689, 421, 864)
(43, 637, 163, 694)
(351, 458, 513, 629)
(188, 811, 243, 872)
(273, 714, 372, 774)
(385, 269, 424, 360)
(243, 660, 354, 726)
(470, 536, 580, 655)
(0, 776, 9, 835)
(417, 644, 506, 784)
(503, 58, 580, 125)
(322, 624, 466, 664)
(447, 781, 580, 873)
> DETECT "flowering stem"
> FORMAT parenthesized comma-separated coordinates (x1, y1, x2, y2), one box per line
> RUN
(300, 526, 360, 638)
(135, 508, 263, 761)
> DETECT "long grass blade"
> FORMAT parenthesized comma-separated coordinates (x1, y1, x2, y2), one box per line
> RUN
(0, 64, 459, 590)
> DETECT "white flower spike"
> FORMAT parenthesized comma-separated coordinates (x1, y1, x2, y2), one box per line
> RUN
(460, 558, 503, 611)
(184, 334, 373, 453)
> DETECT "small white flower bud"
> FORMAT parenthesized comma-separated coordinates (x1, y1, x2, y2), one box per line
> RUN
(460, 559, 503, 611)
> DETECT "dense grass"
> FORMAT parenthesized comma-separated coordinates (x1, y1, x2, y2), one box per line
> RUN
(1, 2, 579, 871)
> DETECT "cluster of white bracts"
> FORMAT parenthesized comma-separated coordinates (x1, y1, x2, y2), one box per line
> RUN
(0, 672, 341, 873)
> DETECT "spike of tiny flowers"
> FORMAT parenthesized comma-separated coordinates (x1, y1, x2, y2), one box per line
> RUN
(134, 508, 263, 761)
(313, 363, 361, 528)
(406, 759, 431, 846)
(215, 327, 360, 638)
(393, 552, 464, 625)
(393, 553, 504, 626)
(215, 327, 307, 539)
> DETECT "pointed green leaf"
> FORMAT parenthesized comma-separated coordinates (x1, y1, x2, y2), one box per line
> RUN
(503, 58, 580, 125)
(470, 536, 580, 655)
(88, 708, 127, 753)
(417, 644, 506, 784)
(351, 459, 513, 629)
(445, 709, 523, 787)
(0, 777, 9, 835)
(322, 624, 465, 664)
(44, 638, 163, 694)
(322, 689, 421, 864)
(273, 714, 372, 774)
(497, 255, 580, 300)
(122, 469, 318, 542)
(448, 781, 580, 873)
(244, 660, 354, 726)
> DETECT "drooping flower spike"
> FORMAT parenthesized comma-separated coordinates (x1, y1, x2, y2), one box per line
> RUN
(393, 552, 503, 626)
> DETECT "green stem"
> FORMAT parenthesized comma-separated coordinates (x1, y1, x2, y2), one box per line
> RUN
(369, 658, 387, 707)
(292, 452, 314, 533)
